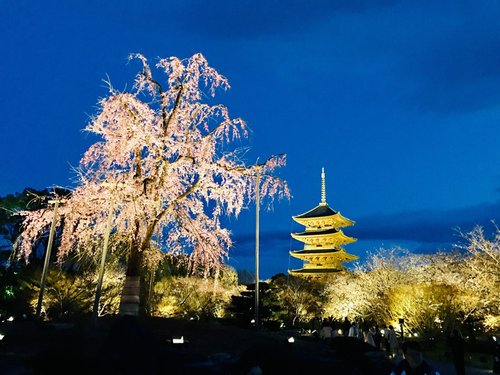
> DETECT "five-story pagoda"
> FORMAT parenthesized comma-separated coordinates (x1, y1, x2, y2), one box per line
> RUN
(289, 168, 357, 279)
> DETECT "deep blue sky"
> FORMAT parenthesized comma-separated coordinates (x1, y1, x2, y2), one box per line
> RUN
(1, 1, 499, 278)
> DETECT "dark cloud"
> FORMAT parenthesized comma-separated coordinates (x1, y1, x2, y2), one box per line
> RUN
(233, 200, 500, 259)
(231, 230, 292, 259)
(355, 201, 499, 243)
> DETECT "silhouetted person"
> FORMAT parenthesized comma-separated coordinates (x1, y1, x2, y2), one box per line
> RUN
(348, 321, 360, 339)
(494, 337, 500, 374)
(448, 329, 465, 375)
(373, 325, 382, 349)
(342, 317, 351, 336)
(391, 341, 440, 375)
(387, 325, 399, 359)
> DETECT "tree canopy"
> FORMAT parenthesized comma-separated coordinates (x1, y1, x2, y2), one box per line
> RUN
(15, 53, 289, 283)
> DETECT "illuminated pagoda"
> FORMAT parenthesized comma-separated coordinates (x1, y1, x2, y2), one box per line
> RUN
(289, 168, 358, 279)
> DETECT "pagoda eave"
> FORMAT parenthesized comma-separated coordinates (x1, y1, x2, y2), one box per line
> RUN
(290, 250, 358, 263)
(293, 211, 355, 229)
(291, 230, 357, 246)
(288, 267, 346, 278)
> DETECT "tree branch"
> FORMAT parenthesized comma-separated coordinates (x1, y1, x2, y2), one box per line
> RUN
(163, 84, 184, 135)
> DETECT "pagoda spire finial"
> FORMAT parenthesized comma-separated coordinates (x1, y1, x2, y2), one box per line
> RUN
(320, 167, 327, 205)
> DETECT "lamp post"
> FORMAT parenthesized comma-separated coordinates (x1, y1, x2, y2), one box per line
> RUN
(92, 182, 125, 323)
(254, 168, 261, 329)
(92, 197, 115, 323)
(36, 199, 63, 318)
(399, 318, 405, 341)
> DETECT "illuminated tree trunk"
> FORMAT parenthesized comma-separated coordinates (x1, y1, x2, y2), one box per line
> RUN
(119, 243, 142, 315)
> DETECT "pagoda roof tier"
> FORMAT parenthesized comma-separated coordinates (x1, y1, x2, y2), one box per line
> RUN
(292, 204, 354, 229)
(290, 249, 358, 262)
(295, 204, 337, 218)
(291, 229, 356, 247)
(290, 248, 358, 257)
(289, 268, 344, 275)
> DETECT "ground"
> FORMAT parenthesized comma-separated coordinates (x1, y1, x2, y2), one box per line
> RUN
(0, 317, 496, 374)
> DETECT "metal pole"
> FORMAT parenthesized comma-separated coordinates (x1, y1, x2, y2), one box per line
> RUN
(255, 170, 260, 329)
(148, 266, 156, 316)
(36, 199, 60, 318)
(92, 199, 115, 323)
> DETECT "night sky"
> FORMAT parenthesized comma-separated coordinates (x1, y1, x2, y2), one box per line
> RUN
(1, 1, 499, 278)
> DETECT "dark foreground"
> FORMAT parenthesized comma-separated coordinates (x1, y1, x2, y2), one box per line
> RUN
(0, 317, 492, 374)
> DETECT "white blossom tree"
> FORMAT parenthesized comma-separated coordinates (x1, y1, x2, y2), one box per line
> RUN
(16, 53, 289, 315)
(458, 225, 500, 330)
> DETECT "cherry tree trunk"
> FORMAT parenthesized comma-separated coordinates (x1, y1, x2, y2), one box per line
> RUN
(119, 246, 142, 316)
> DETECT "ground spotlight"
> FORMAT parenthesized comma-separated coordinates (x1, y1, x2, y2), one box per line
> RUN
(172, 336, 185, 344)
(287, 337, 295, 343)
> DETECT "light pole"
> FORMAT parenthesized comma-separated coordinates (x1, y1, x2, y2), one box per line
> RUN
(92, 182, 126, 323)
(254, 168, 261, 329)
(36, 199, 63, 318)
(92, 197, 115, 323)
(399, 318, 405, 341)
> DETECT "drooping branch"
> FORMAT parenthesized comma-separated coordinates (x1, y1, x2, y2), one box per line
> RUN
(163, 83, 184, 135)
(141, 178, 201, 252)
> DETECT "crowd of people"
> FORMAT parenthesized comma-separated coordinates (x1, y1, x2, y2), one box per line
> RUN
(308, 317, 475, 375)
(313, 317, 401, 359)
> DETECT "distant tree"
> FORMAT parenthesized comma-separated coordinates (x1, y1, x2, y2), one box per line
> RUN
(25, 267, 124, 319)
(458, 225, 500, 331)
(0, 188, 69, 255)
(15, 53, 289, 315)
(322, 271, 367, 321)
(236, 269, 255, 285)
(152, 267, 238, 319)
(270, 274, 323, 326)
(0, 266, 33, 317)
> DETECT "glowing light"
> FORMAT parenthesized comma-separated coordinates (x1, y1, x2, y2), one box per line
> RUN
(288, 337, 295, 343)
(172, 336, 184, 344)
(251, 319, 256, 324)
(380, 329, 385, 335)
(7, 316, 14, 322)
(413, 333, 418, 337)
(337, 329, 343, 335)
(0, 334, 4, 341)
(493, 336, 497, 342)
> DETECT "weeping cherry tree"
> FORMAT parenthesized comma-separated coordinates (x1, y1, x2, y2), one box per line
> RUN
(16, 53, 289, 315)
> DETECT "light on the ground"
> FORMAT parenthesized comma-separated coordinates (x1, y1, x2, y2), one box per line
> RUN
(413, 333, 418, 337)
(288, 337, 295, 343)
(0, 334, 4, 341)
(337, 329, 342, 335)
(172, 336, 184, 344)
(7, 316, 14, 322)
